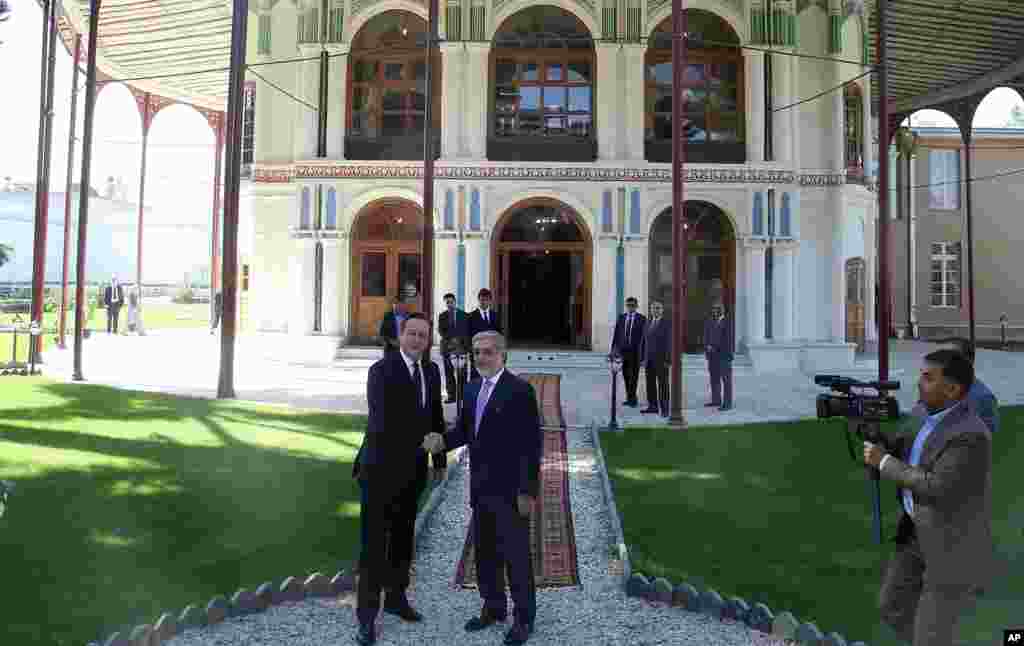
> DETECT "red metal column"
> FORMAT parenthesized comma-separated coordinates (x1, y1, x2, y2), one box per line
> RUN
(421, 0, 439, 326)
(211, 115, 225, 295)
(217, 0, 250, 398)
(136, 92, 152, 330)
(30, 0, 59, 364)
(73, 0, 103, 381)
(668, 0, 688, 426)
(59, 34, 82, 349)
(876, 0, 891, 382)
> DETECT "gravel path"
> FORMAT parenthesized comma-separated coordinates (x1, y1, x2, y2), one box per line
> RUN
(164, 428, 790, 645)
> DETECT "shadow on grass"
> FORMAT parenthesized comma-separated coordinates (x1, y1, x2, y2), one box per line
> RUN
(602, 410, 1024, 646)
(0, 381, 369, 646)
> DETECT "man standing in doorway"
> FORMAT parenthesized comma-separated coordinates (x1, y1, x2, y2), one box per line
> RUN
(103, 276, 124, 334)
(439, 293, 469, 404)
(610, 297, 647, 407)
(641, 300, 671, 417)
(468, 288, 502, 380)
(703, 302, 734, 411)
(378, 297, 405, 356)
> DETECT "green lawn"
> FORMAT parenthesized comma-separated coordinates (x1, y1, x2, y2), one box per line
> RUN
(0, 379, 370, 646)
(602, 409, 1024, 646)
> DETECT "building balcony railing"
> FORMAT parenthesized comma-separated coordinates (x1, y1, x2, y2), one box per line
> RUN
(644, 141, 746, 164)
(486, 137, 597, 163)
(344, 134, 442, 161)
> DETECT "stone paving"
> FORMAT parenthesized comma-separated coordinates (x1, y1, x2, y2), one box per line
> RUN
(39, 330, 1024, 428)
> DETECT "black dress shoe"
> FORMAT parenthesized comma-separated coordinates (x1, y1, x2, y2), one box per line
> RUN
(444, 397, 456, 404)
(465, 607, 507, 631)
(504, 622, 532, 645)
(719, 405, 732, 412)
(641, 407, 659, 414)
(355, 622, 375, 645)
(704, 402, 721, 407)
(383, 603, 423, 622)
(624, 400, 638, 407)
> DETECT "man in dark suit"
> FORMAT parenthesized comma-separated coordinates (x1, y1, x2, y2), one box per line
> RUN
(439, 292, 470, 404)
(702, 302, 734, 411)
(610, 297, 647, 407)
(378, 297, 405, 355)
(103, 276, 124, 334)
(641, 300, 671, 417)
(862, 349, 993, 646)
(352, 313, 445, 645)
(423, 330, 541, 645)
(467, 288, 502, 380)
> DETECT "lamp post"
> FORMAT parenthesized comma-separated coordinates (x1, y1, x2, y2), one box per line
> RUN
(606, 352, 623, 432)
(453, 349, 467, 416)
(28, 320, 41, 375)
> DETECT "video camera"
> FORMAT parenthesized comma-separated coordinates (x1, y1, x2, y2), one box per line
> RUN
(813, 374, 902, 545)
(814, 375, 901, 422)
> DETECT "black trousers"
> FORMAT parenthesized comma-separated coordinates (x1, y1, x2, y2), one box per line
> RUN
(707, 355, 733, 406)
(356, 465, 426, 625)
(106, 305, 121, 333)
(645, 361, 669, 414)
(619, 349, 640, 403)
(473, 496, 536, 626)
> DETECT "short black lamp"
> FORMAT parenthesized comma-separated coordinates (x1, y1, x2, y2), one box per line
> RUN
(28, 320, 41, 375)
(606, 352, 624, 432)
(1000, 313, 1009, 349)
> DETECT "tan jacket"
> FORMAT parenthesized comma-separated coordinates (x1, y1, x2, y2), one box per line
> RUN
(881, 402, 994, 585)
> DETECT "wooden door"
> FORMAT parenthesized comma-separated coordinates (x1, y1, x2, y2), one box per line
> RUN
(351, 245, 423, 342)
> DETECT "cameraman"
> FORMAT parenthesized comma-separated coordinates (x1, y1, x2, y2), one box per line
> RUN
(861, 349, 993, 646)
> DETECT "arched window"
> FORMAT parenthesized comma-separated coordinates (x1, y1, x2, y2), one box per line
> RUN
(346, 11, 441, 160)
(844, 84, 864, 181)
(644, 10, 745, 163)
(489, 7, 596, 162)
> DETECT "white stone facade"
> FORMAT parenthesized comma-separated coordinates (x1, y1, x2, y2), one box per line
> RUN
(245, 0, 879, 372)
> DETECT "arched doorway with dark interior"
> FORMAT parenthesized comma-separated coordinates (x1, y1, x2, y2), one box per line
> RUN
(349, 198, 424, 344)
(491, 198, 592, 348)
(648, 201, 736, 353)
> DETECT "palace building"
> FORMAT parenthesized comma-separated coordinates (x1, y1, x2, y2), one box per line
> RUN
(244, 0, 878, 372)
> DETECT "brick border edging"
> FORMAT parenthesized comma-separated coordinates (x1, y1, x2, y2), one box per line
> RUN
(623, 573, 871, 646)
(588, 422, 632, 584)
(87, 447, 467, 646)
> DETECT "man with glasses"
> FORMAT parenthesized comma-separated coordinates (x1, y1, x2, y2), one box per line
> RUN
(610, 297, 647, 407)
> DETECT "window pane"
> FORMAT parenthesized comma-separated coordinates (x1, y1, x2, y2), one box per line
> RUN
(353, 60, 377, 82)
(361, 253, 387, 297)
(413, 60, 426, 80)
(382, 89, 404, 111)
(568, 115, 591, 137)
(384, 62, 403, 80)
(547, 62, 564, 81)
(543, 86, 566, 113)
(654, 86, 672, 113)
(519, 112, 543, 134)
(352, 87, 369, 111)
(409, 89, 426, 111)
(495, 114, 515, 136)
(931, 271, 942, 283)
(351, 111, 369, 136)
(710, 113, 741, 142)
(519, 86, 541, 110)
(684, 114, 707, 141)
(568, 86, 591, 113)
(496, 59, 517, 84)
(931, 242, 943, 255)
(522, 62, 539, 81)
(398, 254, 421, 300)
(495, 85, 517, 115)
(931, 295, 943, 306)
(568, 61, 591, 83)
(545, 116, 566, 135)
(653, 114, 672, 140)
(684, 87, 707, 110)
(649, 61, 672, 84)
(408, 114, 425, 132)
(684, 64, 705, 83)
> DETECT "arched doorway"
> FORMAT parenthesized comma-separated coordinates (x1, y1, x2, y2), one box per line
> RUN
(491, 199, 592, 348)
(349, 199, 424, 343)
(846, 257, 866, 352)
(648, 201, 736, 353)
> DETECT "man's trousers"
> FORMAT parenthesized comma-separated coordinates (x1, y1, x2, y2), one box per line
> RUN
(472, 496, 536, 626)
(619, 349, 640, 403)
(644, 361, 669, 415)
(707, 355, 733, 407)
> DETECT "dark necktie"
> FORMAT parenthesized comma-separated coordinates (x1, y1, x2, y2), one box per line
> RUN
(411, 361, 424, 409)
(626, 314, 633, 344)
(483, 310, 488, 325)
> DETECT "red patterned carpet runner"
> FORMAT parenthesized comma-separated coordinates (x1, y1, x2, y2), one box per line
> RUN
(453, 374, 580, 589)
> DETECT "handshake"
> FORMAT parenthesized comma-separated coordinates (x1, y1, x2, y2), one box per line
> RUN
(422, 432, 446, 453)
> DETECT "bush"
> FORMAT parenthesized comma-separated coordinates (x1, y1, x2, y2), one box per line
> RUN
(173, 287, 195, 304)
